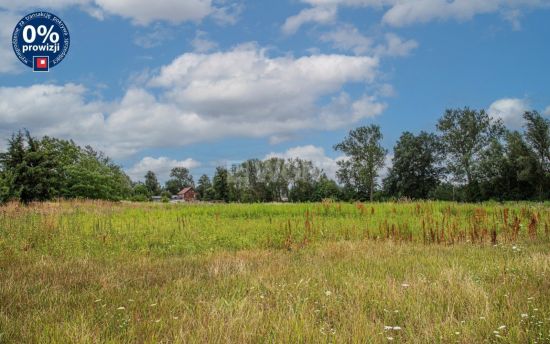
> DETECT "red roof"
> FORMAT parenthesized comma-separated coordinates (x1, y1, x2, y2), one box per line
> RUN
(177, 187, 194, 195)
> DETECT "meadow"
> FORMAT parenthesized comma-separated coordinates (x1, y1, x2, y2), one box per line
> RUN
(0, 200, 549, 343)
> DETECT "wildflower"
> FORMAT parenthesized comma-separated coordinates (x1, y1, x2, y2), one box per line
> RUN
(480, 316, 486, 320)
(117, 306, 125, 310)
(455, 332, 460, 335)
(498, 325, 506, 330)
(94, 299, 102, 303)
(155, 319, 160, 323)
(387, 337, 394, 341)
(384, 326, 393, 330)
(393, 326, 402, 330)
(401, 283, 410, 288)
(521, 314, 529, 318)
(173, 316, 179, 319)
(325, 290, 332, 296)
(150, 303, 157, 307)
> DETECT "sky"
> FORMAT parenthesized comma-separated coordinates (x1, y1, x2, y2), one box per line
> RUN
(1, 0, 549, 183)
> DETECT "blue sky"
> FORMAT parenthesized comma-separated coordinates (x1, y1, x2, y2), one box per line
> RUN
(1, 0, 549, 182)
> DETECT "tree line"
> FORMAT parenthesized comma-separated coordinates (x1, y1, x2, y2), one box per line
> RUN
(0, 107, 548, 203)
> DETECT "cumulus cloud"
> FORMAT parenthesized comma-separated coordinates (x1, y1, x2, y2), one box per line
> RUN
(544, 106, 550, 116)
(285, 0, 549, 32)
(321, 26, 417, 57)
(266, 145, 345, 179)
(320, 25, 373, 55)
(149, 44, 382, 127)
(282, 5, 337, 34)
(126, 156, 200, 182)
(0, 0, 237, 26)
(488, 98, 529, 128)
(0, 46, 386, 158)
(0, 83, 107, 141)
(93, 0, 213, 25)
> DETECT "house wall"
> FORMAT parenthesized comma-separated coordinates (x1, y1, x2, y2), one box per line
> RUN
(183, 190, 196, 202)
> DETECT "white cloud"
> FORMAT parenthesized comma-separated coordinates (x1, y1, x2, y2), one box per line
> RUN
(320, 25, 373, 55)
(266, 145, 345, 179)
(0, 83, 107, 141)
(93, 0, 213, 25)
(544, 106, 550, 116)
(0, 46, 387, 158)
(321, 26, 417, 57)
(126, 156, 200, 182)
(148, 44, 383, 128)
(285, 0, 549, 32)
(377, 33, 418, 57)
(282, 5, 337, 34)
(0, 0, 237, 26)
(381, 0, 549, 27)
(488, 98, 529, 128)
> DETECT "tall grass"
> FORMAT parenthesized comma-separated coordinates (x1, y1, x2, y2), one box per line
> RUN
(0, 200, 549, 343)
(0, 200, 548, 257)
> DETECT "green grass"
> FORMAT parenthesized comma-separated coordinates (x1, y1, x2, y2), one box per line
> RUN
(0, 200, 549, 343)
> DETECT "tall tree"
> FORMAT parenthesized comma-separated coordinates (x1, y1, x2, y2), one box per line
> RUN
(165, 167, 194, 195)
(213, 167, 229, 202)
(334, 125, 387, 201)
(196, 174, 213, 201)
(523, 111, 550, 199)
(383, 131, 444, 199)
(144, 171, 161, 196)
(0, 131, 60, 203)
(437, 108, 504, 200)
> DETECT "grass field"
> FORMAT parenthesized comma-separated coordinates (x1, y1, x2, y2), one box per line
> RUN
(1, 201, 549, 343)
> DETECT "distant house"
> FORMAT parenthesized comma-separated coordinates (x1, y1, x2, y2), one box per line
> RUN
(176, 187, 196, 202)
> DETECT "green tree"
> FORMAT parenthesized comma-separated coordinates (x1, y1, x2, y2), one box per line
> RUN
(0, 131, 60, 203)
(334, 125, 387, 202)
(383, 131, 444, 199)
(213, 167, 229, 202)
(144, 171, 161, 196)
(523, 111, 550, 199)
(165, 167, 194, 195)
(313, 174, 340, 201)
(196, 174, 214, 201)
(131, 183, 151, 202)
(437, 108, 504, 201)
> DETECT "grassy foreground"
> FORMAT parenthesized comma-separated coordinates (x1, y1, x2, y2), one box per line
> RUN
(0, 201, 549, 343)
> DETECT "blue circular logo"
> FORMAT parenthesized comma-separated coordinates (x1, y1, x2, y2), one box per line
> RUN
(12, 12, 70, 72)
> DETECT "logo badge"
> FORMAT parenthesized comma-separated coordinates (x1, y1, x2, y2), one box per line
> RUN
(12, 12, 70, 72)
(33, 56, 49, 72)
